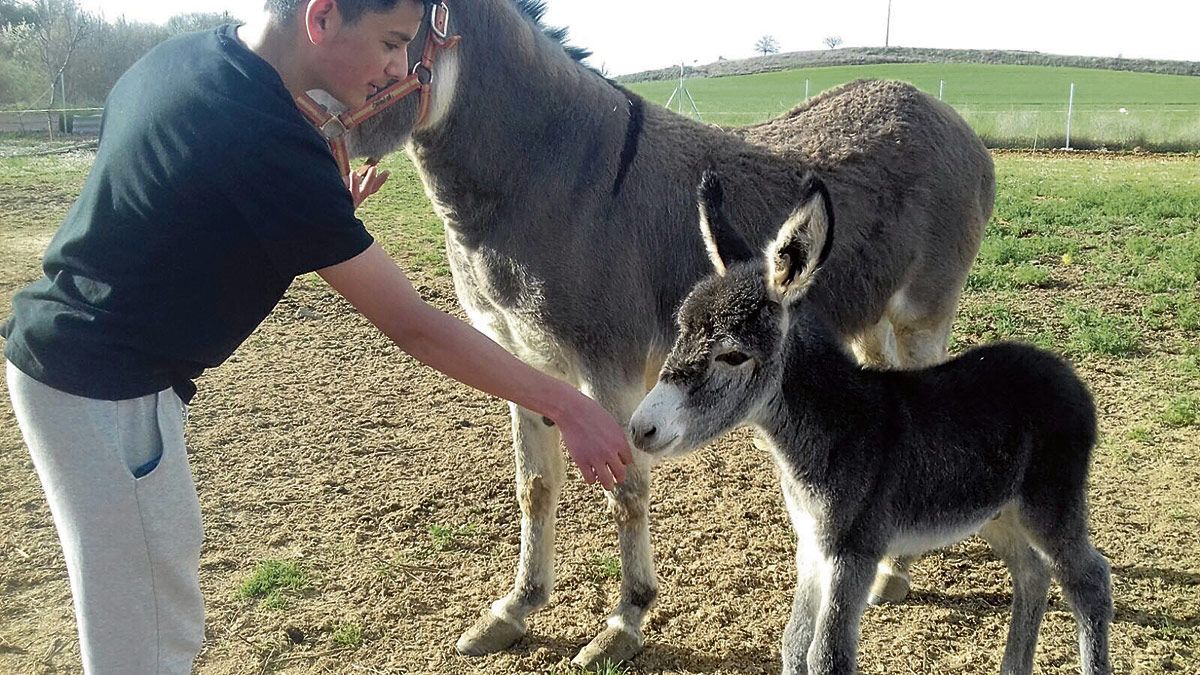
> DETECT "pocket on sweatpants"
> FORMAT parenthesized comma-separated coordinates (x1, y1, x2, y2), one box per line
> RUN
(113, 393, 166, 480)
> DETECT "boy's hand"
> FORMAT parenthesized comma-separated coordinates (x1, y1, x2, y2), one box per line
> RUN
(556, 394, 636, 490)
(346, 161, 390, 208)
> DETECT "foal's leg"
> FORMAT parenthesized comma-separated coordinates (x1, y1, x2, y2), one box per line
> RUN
(807, 552, 876, 675)
(783, 546, 823, 675)
(457, 403, 565, 655)
(573, 380, 656, 669)
(1021, 508, 1113, 675)
(979, 510, 1052, 675)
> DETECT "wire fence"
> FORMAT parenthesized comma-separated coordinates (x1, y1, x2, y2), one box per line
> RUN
(694, 107, 1200, 152)
(0, 108, 104, 136)
(652, 76, 1200, 152)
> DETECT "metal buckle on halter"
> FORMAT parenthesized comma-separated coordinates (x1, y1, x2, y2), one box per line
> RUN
(412, 62, 433, 86)
(319, 115, 349, 140)
(430, 2, 450, 39)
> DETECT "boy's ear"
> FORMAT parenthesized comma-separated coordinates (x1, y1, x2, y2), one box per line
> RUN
(305, 0, 340, 44)
(767, 175, 835, 304)
(697, 169, 755, 275)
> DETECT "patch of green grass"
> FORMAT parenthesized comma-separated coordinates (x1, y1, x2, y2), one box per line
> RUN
(1172, 350, 1200, 381)
(1177, 298, 1200, 331)
(1062, 305, 1141, 356)
(977, 234, 1075, 267)
(332, 622, 364, 648)
(259, 590, 291, 610)
(1168, 509, 1195, 523)
(958, 302, 1023, 342)
(355, 155, 449, 278)
(1126, 427, 1153, 443)
(966, 263, 1054, 291)
(236, 560, 307, 605)
(1011, 265, 1053, 288)
(591, 554, 622, 581)
(1142, 295, 1174, 329)
(562, 659, 630, 675)
(1160, 394, 1200, 428)
(427, 523, 477, 552)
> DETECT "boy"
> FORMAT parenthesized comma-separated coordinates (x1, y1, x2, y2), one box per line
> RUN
(2, 0, 633, 671)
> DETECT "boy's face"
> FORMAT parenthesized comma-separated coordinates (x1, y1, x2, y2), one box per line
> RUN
(310, 0, 426, 106)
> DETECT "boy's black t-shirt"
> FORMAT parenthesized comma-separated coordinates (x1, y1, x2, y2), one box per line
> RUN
(1, 25, 373, 403)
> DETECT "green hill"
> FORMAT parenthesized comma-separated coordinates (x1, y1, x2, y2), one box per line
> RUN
(617, 47, 1200, 82)
(624, 62, 1200, 151)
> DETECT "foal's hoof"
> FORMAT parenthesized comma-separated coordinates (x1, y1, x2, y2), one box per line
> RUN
(868, 569, 911, 605)
(571, 625, 643, 670)
(455, 610, 525, 656)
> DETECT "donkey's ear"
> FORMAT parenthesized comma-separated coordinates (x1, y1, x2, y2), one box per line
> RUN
(767, 175, 835, 304)
(697, 169, 755, 275)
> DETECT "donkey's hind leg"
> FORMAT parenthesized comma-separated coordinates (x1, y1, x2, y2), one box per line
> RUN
(457, 403, 566, 656)
(979, 509, 1052, 675)
(849, 315, 899, 369)
(573, 378, 657, 669)
(889, 300, 955, 370)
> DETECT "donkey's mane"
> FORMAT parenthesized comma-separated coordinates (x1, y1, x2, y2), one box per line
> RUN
(512, 0, 592, 63)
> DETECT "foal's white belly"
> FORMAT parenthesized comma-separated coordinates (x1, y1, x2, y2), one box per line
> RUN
(885, 515, 993, 557)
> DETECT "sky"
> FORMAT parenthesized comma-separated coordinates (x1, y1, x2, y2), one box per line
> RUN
(75, 0, 1200, 77)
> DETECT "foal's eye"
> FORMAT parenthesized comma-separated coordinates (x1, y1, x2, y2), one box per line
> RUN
(715, 351, 751, 367)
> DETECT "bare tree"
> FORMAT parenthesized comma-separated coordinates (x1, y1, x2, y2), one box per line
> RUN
(31, 0, 92, 107)
(824, 35, 843, 49)
(754, 34, 779, 56)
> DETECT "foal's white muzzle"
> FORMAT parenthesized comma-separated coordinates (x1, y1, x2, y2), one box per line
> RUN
(629, 382, 687, 456)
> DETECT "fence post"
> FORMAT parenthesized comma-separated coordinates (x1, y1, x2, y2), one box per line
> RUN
(805, 79, 810, 100)
(939, 80, 944, 100)
(1065, 82, 1075, 150)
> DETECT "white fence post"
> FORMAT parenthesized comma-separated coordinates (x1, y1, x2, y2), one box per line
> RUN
(939, 80, 944, 100)
(805, 79, 810, 100)
(1066, 82, 1075, 150)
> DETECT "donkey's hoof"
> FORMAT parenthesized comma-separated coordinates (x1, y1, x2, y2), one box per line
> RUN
(455, 610, 525, 656)
(571, 625, 643, 670)
(868, 569, 911, 605)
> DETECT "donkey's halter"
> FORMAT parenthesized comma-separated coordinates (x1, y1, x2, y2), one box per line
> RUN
(293, 0, 460, 176)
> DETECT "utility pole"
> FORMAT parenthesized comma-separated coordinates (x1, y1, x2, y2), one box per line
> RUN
(885, 0, 893, 48)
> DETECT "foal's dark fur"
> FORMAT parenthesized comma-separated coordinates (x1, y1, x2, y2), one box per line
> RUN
(631, 173, 1113, 674)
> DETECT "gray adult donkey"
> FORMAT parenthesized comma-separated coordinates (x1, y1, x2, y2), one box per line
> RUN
(347, 0, 994, 666)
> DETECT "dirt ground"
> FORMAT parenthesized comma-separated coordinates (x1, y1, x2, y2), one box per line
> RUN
(1, 151, 1197, 674)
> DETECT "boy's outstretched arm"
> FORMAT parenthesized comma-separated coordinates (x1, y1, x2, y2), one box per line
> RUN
(318, 243, 634, 489)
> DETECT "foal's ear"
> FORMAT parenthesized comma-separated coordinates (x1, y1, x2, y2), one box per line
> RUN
(697, 169, 755, 275)
(767, 175, 835, 304)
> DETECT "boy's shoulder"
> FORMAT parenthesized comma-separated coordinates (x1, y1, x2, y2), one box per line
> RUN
(108, 25, 304, 145)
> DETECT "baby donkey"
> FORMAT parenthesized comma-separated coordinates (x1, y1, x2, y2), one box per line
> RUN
(630, 171, 1112, 675)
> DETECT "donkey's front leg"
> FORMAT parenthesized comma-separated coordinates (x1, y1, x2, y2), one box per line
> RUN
(457, 403, 565, 655)
(807, 553, 876, 675)
(572, 458, 656, 668)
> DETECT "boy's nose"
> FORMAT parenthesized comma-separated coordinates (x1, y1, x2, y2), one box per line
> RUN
(385, 55, 408, 80)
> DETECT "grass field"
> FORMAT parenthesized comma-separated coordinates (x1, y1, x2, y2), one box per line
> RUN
(626, 63, 1200, 150)
(1, 146, 1198, 673)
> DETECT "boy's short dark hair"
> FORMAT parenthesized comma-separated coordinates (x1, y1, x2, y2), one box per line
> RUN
(265, 0, 422, 24)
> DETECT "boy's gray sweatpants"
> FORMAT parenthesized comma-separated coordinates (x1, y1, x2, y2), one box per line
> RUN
(6, 361, 204, 674)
